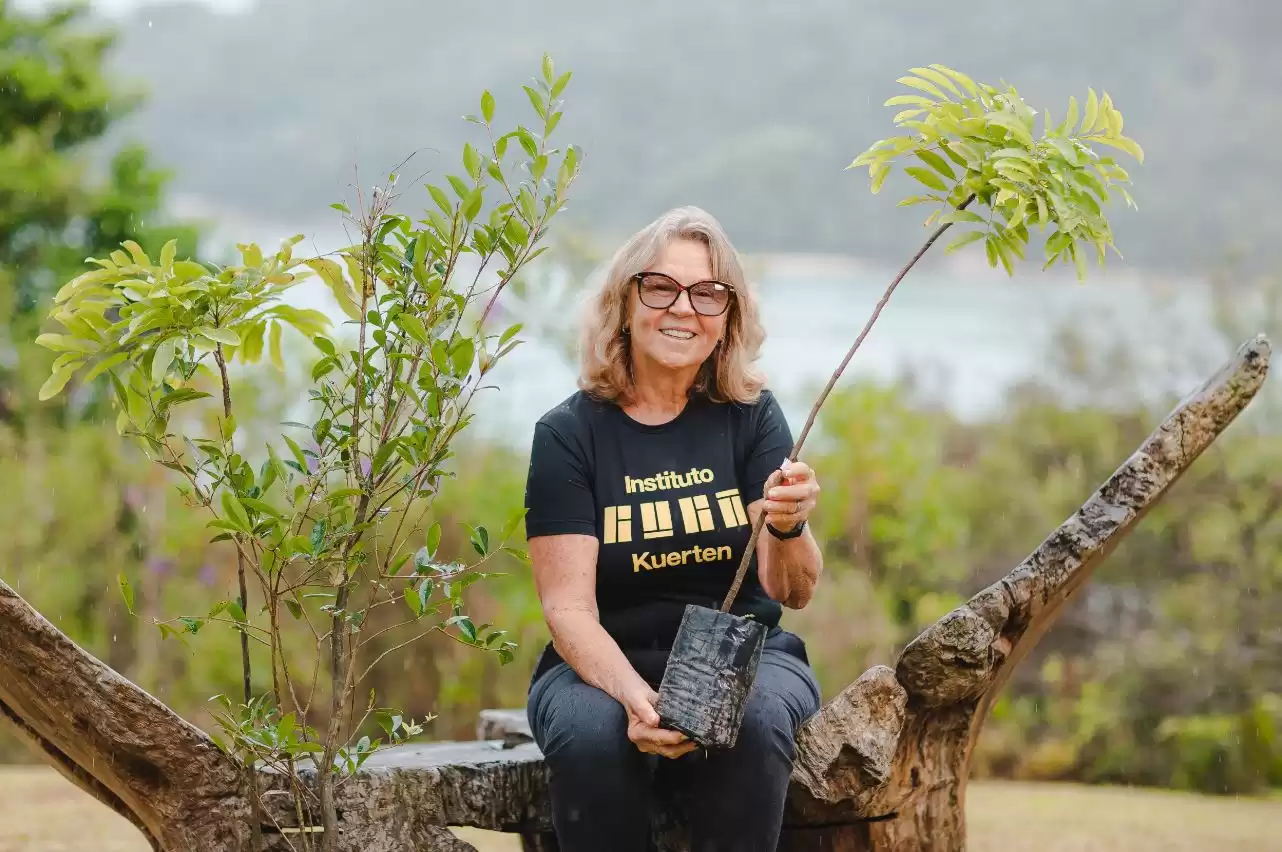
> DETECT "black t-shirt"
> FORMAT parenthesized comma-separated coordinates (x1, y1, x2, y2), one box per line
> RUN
(523, 388, 795, 677)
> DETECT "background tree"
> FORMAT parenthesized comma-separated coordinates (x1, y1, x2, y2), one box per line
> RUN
(0, 0, 199, 425)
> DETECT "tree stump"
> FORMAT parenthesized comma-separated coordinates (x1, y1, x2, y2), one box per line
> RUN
(0, 335, 1270, 851)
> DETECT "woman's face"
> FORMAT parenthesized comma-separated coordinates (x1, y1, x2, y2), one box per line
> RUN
(626, 238, 730, 378)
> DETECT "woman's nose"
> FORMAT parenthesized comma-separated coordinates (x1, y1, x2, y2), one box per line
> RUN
(667, 289, 696, 315)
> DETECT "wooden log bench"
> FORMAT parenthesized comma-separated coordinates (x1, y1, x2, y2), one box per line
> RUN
(0, 336, 1270, 852)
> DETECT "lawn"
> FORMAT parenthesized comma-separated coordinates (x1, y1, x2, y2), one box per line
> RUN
(1, 766, 1278, 851)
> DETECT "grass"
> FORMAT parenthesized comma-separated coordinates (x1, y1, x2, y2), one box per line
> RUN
(1, 766, 1279, 851)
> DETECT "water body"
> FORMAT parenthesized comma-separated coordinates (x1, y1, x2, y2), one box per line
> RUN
(470, 252, 1227, 451)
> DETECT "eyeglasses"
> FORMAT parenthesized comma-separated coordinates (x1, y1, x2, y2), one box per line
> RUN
(633, 272, 734, 317)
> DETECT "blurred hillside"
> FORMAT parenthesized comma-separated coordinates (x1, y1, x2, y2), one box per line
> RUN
(86, 0, 1282, 274)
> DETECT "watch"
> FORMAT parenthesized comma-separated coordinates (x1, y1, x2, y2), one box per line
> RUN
(766, 519, 806, 540)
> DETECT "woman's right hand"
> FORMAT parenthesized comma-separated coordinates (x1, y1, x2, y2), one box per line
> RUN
(621, 684, 697, 760)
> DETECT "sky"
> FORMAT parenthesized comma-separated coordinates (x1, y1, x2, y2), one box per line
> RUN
(15, 0, 253, 15)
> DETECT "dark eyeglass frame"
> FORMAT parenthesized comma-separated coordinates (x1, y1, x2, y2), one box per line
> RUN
(632, 272, 736, 317)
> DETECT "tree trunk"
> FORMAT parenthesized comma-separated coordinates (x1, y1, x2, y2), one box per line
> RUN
(0, 335, 1269, 852)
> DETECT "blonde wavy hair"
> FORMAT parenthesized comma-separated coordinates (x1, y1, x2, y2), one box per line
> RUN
(578, 206, 766, 405)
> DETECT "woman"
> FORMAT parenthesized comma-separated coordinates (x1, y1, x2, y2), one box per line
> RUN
(523, 206, 824, 851)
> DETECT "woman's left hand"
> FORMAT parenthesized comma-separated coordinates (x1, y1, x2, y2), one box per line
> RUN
(763, 458, 820, 533)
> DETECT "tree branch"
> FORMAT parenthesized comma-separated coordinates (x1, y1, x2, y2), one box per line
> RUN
(0, 577, 252, 850)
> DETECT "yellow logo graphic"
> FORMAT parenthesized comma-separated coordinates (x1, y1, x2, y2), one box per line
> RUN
(603, 505, 633, 544)
(602, 485, 748, 565)
(624, 467, 715, 494)
(639, 500, 674, 539)
(715, 488, 748, 528)
(677, 494, 716, 534)
(632, 545, 733, 572)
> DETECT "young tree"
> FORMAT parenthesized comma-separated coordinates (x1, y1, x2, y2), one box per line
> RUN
(33, 53, 579, 849)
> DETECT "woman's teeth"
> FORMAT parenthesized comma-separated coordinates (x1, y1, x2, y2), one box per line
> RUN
(660, 329, 695, 340)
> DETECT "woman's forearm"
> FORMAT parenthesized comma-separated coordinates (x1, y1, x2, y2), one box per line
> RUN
(546, 607, 650, 701)
(761, 529, 823, 609)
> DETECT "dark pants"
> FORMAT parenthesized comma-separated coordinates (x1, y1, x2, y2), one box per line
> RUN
(527, 639, 821, 852)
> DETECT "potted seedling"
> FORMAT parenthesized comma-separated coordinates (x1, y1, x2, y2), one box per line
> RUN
(656, 65, 1144, 748)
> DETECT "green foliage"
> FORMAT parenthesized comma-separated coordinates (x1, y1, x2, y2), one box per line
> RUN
(34, 52, 580, 833)
(849, 66, 1143, 280)
(0, 3, 198, 320)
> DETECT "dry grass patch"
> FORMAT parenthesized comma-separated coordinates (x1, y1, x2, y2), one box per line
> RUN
(1, 766, 1278, 851)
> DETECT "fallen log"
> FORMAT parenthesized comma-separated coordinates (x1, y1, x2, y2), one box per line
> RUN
(0, 335, 1269, 851)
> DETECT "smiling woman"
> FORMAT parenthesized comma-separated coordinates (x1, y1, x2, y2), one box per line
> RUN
(520, 207, 826, 851)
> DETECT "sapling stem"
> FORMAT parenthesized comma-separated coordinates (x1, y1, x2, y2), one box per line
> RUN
(720, 194, 976, 613)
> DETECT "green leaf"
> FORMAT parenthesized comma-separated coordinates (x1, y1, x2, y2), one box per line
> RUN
(481, 90, 495, 123)
(1070, 241, 1087, 281)
(455, 615, 478, 643)
(310, 518, 328, 554)
(82, 351, 128, 383)
(987, 112, 1034, 146)
(551, 71, 573, 99)
(450, 338, 475, 377)
(282, 434, 308, 470)
(469, 525, 490, 556)
(221, 491, 252, 533)
(118, 572, 136, 615)
(269, 322, 284, 370)
(500, 508, 527, 543)
(398, 313, 429, 344)
(227, 601, 247, 623)
(940, 210, 985, 225)
(404, 583, 423, 617)
(283, 535, 312, 557)
(930, 64, 978, 97)
(35, 333, 96, 354)
(897, 75, 948, 101)
(122, 240, 152, 269)
(990, 233, 1014, 276)
(463, 144, 482, 180)
(870, 162, 891, 194)
(939, 142, 970, 169)
(883, 94, 935, 108)
(1083, 88, 1099, 133)
(240, 322, 266, 363)
(945, 229, 986, 254)
(39, 363, 78, 401)
(426, 522, 441, 559)
(984, 233, 1000, 268)
(909, 66, 962, 99)
(462, 189, 483, 223)
(240, 496, 285, 517)
(305, 258, 361, 320)
(199, 327, 240, 347)
(904, 166, 948, 192)
(498, 323, 523, 348)
(1092, 135, 1145, 164)
(915, 149, 956, 181)
(523, 85, 547, 119)
(371, 439, 401, 477)
(1064, 95, 1080, 134)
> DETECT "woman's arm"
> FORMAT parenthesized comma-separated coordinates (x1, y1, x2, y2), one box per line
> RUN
(529, 533, 646, 701)
(529, 533, 695, 759)
(750, 460, 824, 609)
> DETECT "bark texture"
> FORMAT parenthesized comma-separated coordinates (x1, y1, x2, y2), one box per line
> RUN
(0, 336, 1268, 852)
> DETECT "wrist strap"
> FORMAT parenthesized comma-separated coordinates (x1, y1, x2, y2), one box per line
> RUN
(766, 520, 805, 540)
